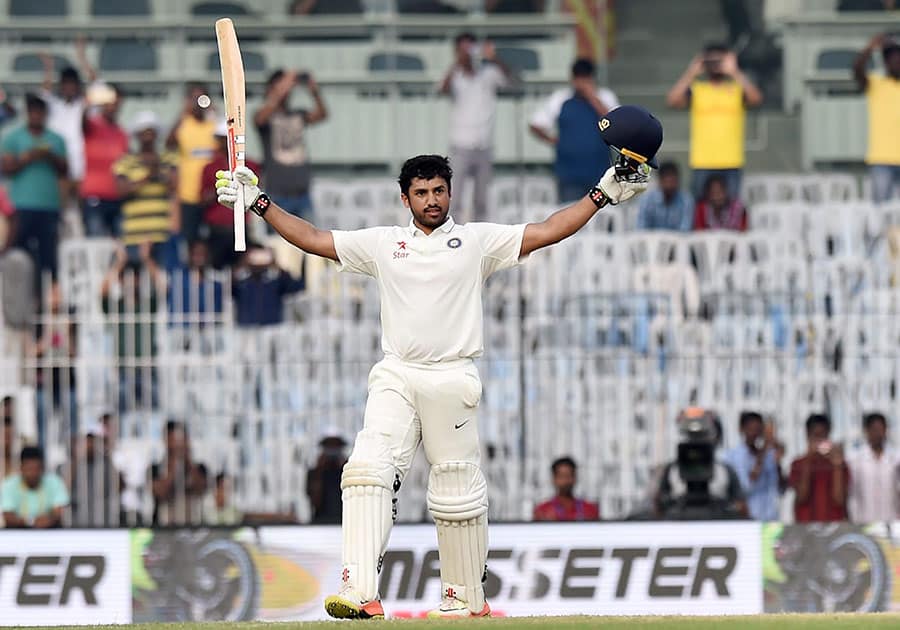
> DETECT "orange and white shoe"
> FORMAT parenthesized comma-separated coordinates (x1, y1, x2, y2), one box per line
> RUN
(324, 587, 385, 620)
(426, 594, 491, 619)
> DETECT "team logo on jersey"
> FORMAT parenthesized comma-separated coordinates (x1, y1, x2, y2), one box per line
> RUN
(396, 241, 407, 249)
(447, 237, 462, 249)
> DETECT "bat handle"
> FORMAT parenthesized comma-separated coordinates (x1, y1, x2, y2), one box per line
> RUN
(234, 183, 246, 252)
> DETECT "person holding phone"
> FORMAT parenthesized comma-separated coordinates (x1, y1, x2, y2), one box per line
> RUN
(723, 411, 786, 521)
(788, 414, 850, 523)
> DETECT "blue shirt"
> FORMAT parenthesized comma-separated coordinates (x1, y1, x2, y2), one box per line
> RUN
(556, 96, 611, 186)
(637, 189, 695, 231)
(0, 125, 66, 210)
(168, 268, 223, 326)
(232, 268, 304, 327)
(723, 444, 782, 521)
(1, 473, 70, 523)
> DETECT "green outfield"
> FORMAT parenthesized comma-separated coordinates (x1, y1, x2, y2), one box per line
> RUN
(36, 614, 900, 630)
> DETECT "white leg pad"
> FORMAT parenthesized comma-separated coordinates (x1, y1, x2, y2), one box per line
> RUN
(340, 430, 397, 602)
(427, 461, 489, 613)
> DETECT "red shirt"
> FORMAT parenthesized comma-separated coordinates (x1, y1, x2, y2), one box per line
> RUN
(533, 496, 600, 522)
(82, 115, 129, 200)
(789, 454, 850, 522)
(201, 155, 260, 227)
(694, 199, 748, 231)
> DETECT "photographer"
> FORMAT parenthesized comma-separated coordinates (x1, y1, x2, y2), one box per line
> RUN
(666, 43, 763, 201)
(788, 414, 850, 523)
(653, 408, 747, 520)
(307, 429, 348, 524)
(253, 68, 327, 222)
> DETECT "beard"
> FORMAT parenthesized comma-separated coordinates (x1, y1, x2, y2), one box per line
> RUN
(414, 205, 449, 228)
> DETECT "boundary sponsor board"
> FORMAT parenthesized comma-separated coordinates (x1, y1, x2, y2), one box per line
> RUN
(0, 530, 131, 626)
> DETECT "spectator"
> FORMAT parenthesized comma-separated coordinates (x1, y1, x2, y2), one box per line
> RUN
(307, 430, 348, 524)
(100, 244, 165, 412)
(847, 413, 899, 523)
(2, 397, 15, 479)
(789, 414, 850, 523)
(533, 456, 599, 521)
(694, 174, 748, 231)
(115, 110, 179, 264)
(0, 94, 68, 293)
(439, 34, 513, 223)
(854, 34, 900, 204)
(168, 239, 223, 330)
(67, 422, 117, 527)
(202, 472, 297, 526)
(40, 39, 95, 202)
(666, 43, 763, 200)
(166, 83, 216, 248)
(81, 83, 128, 237)
(529, 58, 620, 203)
(232, 244, 305, 327)
(0, 87, 17, 131)
(654, 408, 746, 519)
(0, 184, 13, 252)
(151, 420, 203, 526)
(636, 161, 695, 231)
(485, 0, 545, 12)
(722, 411, 785, 521)
(254, 69, 327, 222)
(290, 0, 362, 13)
(1, 446, 69, 528)
(199, 119, 261, 269)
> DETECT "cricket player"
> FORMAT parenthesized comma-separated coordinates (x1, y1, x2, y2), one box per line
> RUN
(217, 105, 662, 619)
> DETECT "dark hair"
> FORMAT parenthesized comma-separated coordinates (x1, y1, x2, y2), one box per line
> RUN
(215, 472, 228, 486)
(571, 58, 595, 78)
(186, 82, 208, 96)
(703, 174, 728, 196)
(165, 419, 185, 436)
(60, 66, 81, 84)
(455, 32, 476, 47)
(551, 456, 577, 474)
(863, 412, 887, 430)
(266, 69, 285, 89)
(739, 411, 763, 430)
(703, 42, 730, 55)
(194, 462, 208, 480)
(25, 93, 47, 112)
(658, 161, 680, 178)
(805, 413, 831, 435)
(398, 154, 452, 195)
(20, 445, 44, 464)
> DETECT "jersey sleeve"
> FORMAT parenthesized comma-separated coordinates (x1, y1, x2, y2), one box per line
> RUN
(472, 222, 527, 278)
(529, 88, 568, 132)
(332, 227, 385, 277)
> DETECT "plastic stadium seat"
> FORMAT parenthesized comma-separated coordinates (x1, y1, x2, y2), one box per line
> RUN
(191, 1, 250, 15)
(10, 0, 67, 15)
(208, 50, 265, 72)
(367, 53, 425, 72)
(495, 46, 540, 72)
(13, 53, 72, 73)
(92, 0, 150, 15)
(100, 39, 157, 71)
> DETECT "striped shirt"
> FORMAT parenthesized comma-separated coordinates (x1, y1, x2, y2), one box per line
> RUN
(113, 152, 178, 246)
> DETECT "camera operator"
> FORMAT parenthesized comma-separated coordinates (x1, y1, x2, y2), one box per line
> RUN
(307, 428, 348, 524)
(653, 408, 747, 520)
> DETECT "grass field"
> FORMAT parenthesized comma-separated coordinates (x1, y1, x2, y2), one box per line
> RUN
(35, 615, 900, 630)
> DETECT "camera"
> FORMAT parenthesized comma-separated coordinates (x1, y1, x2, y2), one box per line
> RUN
(297, 71, 310, 85)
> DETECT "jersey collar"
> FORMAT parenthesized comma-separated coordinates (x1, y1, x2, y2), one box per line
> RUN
(408, 216, 455, 237)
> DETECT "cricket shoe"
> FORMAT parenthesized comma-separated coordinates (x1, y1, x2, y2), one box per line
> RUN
(426, 594, 491, 619)
(324, 587, 385, 619)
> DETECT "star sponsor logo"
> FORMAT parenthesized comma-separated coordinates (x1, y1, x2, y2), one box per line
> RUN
(394, 240, 410, 259)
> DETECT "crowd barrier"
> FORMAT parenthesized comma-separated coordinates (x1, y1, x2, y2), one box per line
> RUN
(1, 521, 897, 624)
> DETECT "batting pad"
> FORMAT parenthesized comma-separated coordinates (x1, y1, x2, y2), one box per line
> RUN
(427, 461, 489, 612)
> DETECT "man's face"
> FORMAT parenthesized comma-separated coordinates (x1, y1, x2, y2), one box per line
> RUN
(706, 180, 728, 208)
(102, 93, 121, 119)
(26, 106, 47, 129)
(402, 177, 451, 230)
(553, 464, 576, 496)
(742, 418, 763, 446)
(659, 172, 679, 197)
(807, 423, 830, 449)
(188, 87, 206, 117)
(21, 459, 43, 488)
(60, 78, 80, 100)
(703, 51, 726, 78)
(167, 426, 186, 455)
(456, 38, 474, 64)
(189, 242, 209, 269)
(137, 128, 157, 148)
(865, 419, 887, 450)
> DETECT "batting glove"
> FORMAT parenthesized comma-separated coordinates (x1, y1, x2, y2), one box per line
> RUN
(216, 166, 263, 213)
(590, 164, 651, 207)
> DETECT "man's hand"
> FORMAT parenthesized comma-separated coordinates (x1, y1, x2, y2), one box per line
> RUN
(720, 51, 740, 77)
(482, 40, 497, 62)
(867, 33, 887, 53)
(216, 166, 262, 212)
(828, 443, 845, 467)
(595, 164, 650, 205)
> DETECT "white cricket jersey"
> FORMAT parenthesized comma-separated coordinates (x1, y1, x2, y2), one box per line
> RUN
(332, 217, 526, 363)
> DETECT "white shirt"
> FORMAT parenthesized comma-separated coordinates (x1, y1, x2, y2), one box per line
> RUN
(41, 89, 86, 180)
(529, 86, 620, 133)
(448, 64, 508, 150)
(332, 217, 526, 363)
(847, 444, 900, 523)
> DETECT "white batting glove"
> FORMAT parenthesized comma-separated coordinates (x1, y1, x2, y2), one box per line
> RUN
(215, 165, 262, 210)
(594, 163, 651, 206)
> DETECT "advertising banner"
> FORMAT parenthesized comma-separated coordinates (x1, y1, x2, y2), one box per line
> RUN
(0, 530, 131, 626)
(129, 522, 761, 621)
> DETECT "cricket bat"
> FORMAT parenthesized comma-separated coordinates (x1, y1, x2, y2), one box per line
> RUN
(215, 17, 247, 252)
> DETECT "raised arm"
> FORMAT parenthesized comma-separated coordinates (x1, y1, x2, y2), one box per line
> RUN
(854, 33, 884, 92)
(666, 55, 703, 109)
(520, 166, 648, 257)
(721, 52, 763, 108)
(254, 71, 296, 128)
(75, 36, 98, 84)
(303, 74, 328, 125)
(216, 166, 338, 261)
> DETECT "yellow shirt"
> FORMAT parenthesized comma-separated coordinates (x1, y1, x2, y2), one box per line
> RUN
(174, 115, 216, 203)
(866, 74, 900, 165)
(114, 152, 178, 246)
(689, 80, 745, 169)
